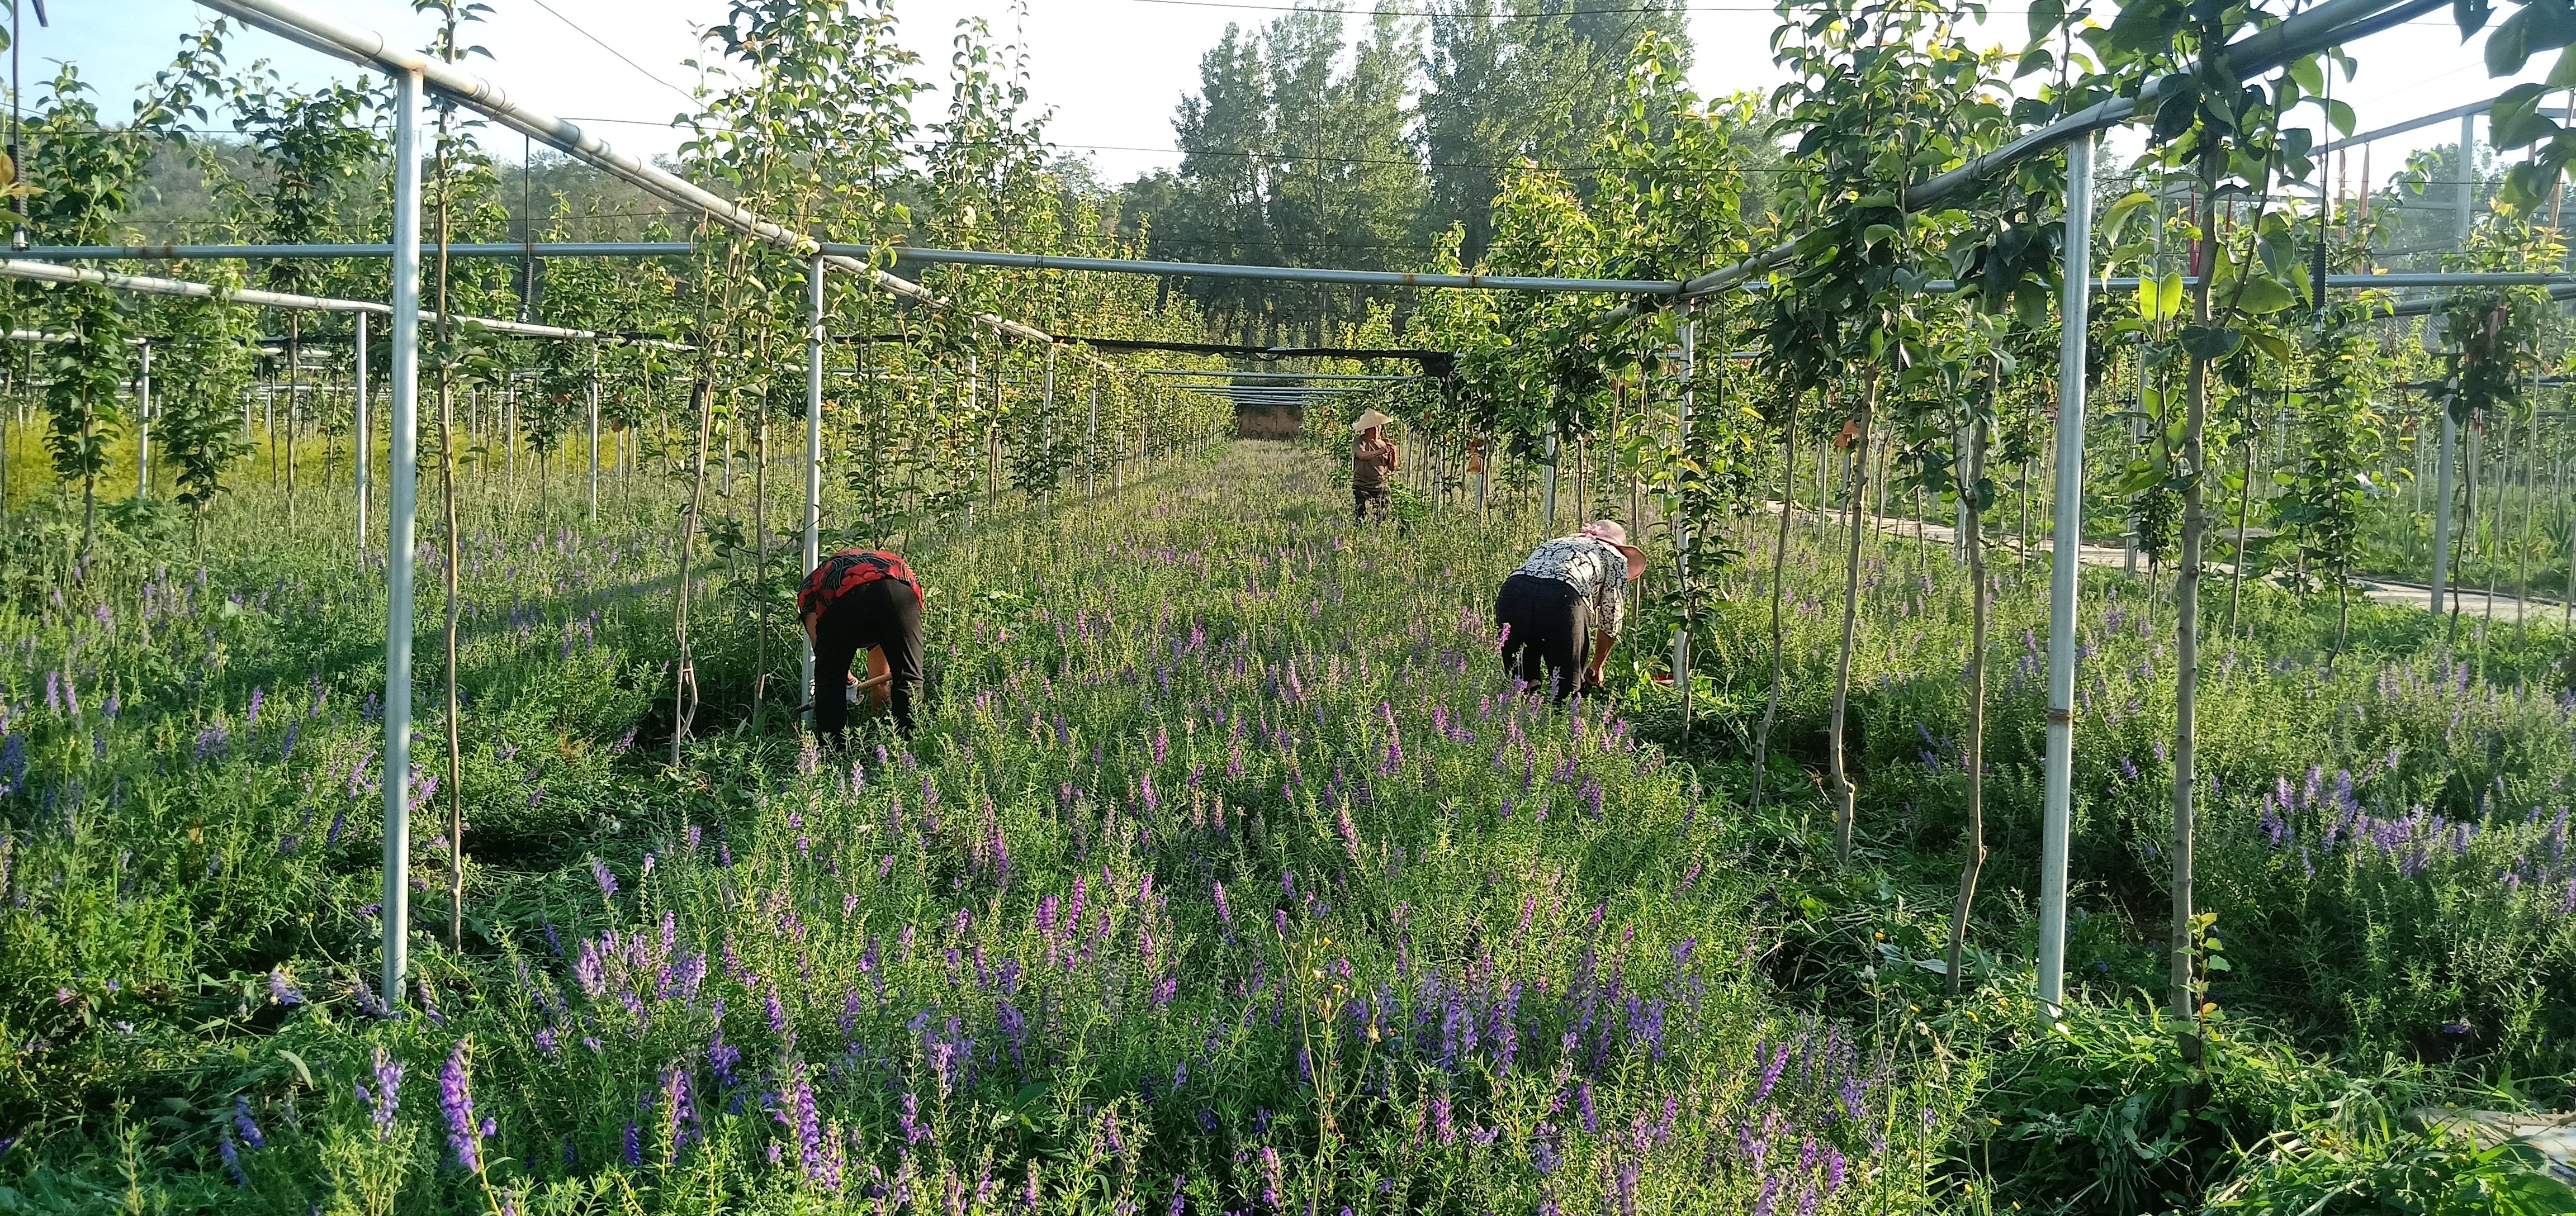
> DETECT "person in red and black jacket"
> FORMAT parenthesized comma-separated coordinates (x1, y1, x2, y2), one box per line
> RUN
(799, 548, 926, 739)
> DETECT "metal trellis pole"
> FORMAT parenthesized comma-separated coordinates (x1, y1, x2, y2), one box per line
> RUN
(136, 342, 152, 500)
(355, 317, 368, 544)
(803, 256, 825, 725)
(381, 68, 423, 1010)
(2432, 406, 2459, 615)
(2459, 112, 2477, 250)
(1543, 425, 1560, 529)
(587, 343, 600, 522)
(2038, 135, 2094, 1019)
(1673, 315, 1696, 728)
(1041, 344, 1056, 512)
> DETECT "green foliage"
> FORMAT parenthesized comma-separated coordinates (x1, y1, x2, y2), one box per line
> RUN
(2214, 1125, 2576, 1215)
(2275, 305, 2392, 605)
(145, 277, 258, 528)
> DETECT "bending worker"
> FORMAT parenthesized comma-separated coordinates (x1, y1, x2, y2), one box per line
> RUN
(1496, 521, 1644, 700)
(1352, 408, 1400, 522)
(801, 547, 926, 739)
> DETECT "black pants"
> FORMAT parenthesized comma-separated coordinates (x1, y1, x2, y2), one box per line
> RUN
(1354, 486, 1390, 522)
(1495, 573, 1591, 701)
(813, 577, 924, 740)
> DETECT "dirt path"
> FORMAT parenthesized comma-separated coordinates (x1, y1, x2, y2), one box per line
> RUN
(1761, 501, 2576, 626)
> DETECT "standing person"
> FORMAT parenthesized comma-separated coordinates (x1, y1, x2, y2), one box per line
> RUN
(801, 548, 926, 740)
(1352, 408, 1400, 522)
(1497, 521, 1645, 700)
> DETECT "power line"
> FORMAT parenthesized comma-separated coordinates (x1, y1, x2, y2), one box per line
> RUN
(519, 0, 700, 108)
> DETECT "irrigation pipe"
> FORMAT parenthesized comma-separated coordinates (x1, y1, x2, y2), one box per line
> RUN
(0, 259, 690, 346)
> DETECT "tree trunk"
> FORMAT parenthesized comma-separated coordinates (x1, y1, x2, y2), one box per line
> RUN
(2170, 152, 2218, 1066)
(1947, 375, 1992, 997)
(79, 396, 96, 560)
(434, 162, 468, 953)
(286, 315, 300, 531)
(1750, 392, 1801, 815)
(671, 376, 715, 767)
(2226, 390, 2256, 638)
(754, 395, 769, 728)
(1829, 377, 1876, 867)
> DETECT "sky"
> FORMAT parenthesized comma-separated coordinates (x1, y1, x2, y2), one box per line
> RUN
(30, 0, 2559, 201)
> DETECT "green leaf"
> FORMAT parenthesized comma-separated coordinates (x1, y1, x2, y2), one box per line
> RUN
(2457, 0, 2495, 38)
(2136, 275, 2166, 321)
(2492, 83, 2558, 149)
(2179, 325, 2243, 361)
(2027, 0, 2066, 44)
(2489, 7, 2537, 76)
(2100, 190, 2156, 246)
(2014, 284, 2049, 328)
(2234, 274, 2296, 315)
(2288, 56, 2323, 96)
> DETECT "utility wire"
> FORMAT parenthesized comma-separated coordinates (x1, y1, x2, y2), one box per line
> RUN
(520, 0, 700, 108)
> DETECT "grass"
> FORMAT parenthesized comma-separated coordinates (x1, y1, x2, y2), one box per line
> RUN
(2, 434, 2573, 1213)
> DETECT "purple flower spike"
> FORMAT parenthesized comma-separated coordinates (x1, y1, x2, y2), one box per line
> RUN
(439, 1043, 482, 1171)
(363, 1046, 402, 1141)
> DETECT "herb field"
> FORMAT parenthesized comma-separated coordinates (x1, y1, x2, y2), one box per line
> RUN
(1, 444, 1940, 1213)
(0, 433, 2571, 1213)
(21, 0, 2576, 1208)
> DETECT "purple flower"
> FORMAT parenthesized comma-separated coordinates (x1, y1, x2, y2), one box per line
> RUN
(659, 1066, 694, 1157)
(267, 968, 304, 1007)
(1212, 882, 1232, 924)
(783, 1063, 835, 1188)
(439, 1043, 482, 1171)
(233, 1095, 266, 1150)
(1755, 1043, 1791, 1101)
(590, 858, 619, 898)
(1531, 1122, 1562, 1174)
(362, 1046, 402, 1140)
(217, 1128, 247, 1186)
(709, 1027, 740, 1089)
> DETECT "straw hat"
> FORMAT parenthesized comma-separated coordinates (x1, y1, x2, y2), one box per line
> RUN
(1351, 408, 1394, 434)
(1579, 520, 1646, 581)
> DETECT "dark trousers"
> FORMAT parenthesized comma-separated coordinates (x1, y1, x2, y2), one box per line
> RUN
(1354, 486, 1390, 522)
(1495, 573, 1591, 700)
(813, 577, 924, 739)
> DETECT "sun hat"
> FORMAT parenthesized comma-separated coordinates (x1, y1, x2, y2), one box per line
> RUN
(1579, 520, 1646, 581)
(1351, 408, 1394, 434)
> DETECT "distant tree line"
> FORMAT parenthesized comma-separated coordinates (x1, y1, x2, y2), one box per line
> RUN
(1112, 1, 1713, 345)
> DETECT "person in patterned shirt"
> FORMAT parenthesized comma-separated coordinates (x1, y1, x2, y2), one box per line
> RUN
(1495, 521, 1644, 700)
(1351, 408, 1400, 522)
(799, 548, 926, 739)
